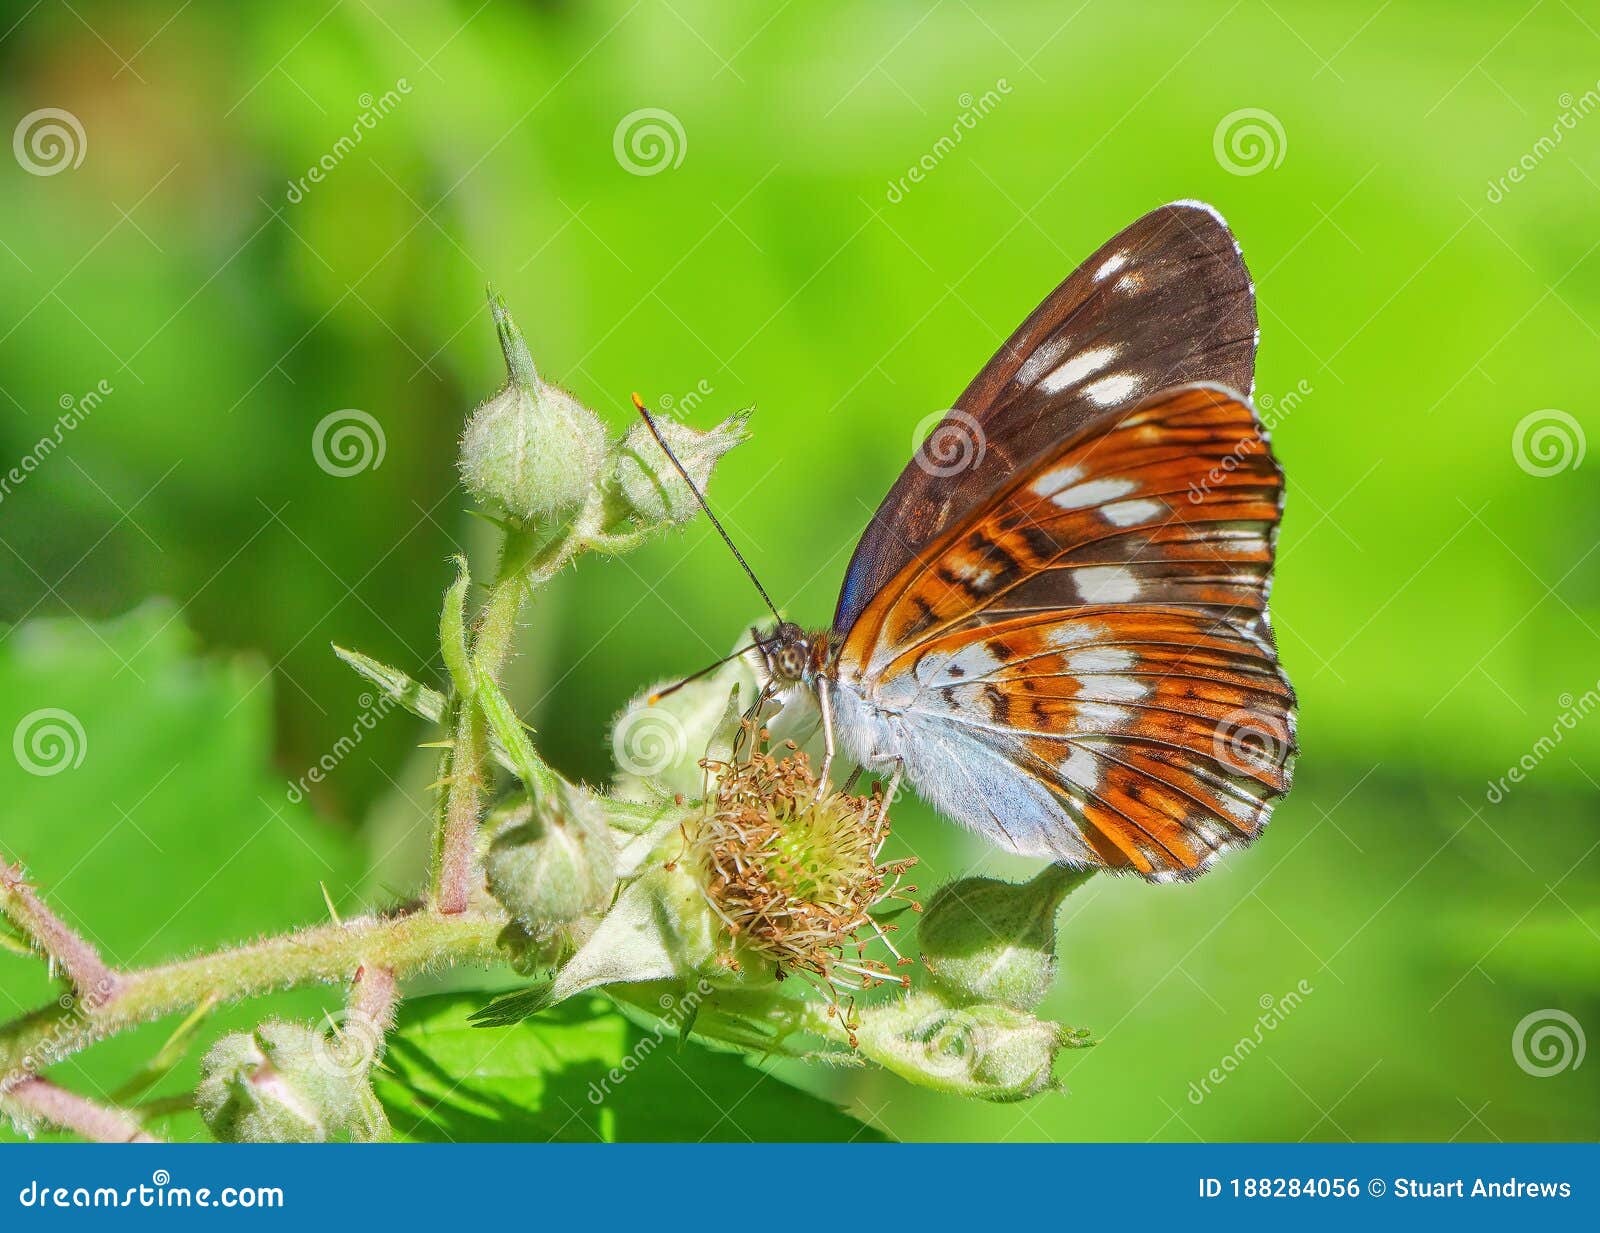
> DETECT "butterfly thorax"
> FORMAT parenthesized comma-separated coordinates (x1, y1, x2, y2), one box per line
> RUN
(753, 621, 838, 688)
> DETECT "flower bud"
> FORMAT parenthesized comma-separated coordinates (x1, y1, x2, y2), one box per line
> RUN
(853, 992, 1084, 1102)
(458, 295, 608, 525)
(486, 785, 618, 972)
(196, 1019, 387, 1142)
(612, 408, 748, 528)
(918, 865, 1092, 1011)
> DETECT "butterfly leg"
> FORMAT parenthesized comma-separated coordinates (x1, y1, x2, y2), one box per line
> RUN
(873, 759, 903, 851)
(813, 683, 837, 801)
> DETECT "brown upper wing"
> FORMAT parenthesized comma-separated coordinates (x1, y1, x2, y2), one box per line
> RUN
(833, 201, 1256, 632)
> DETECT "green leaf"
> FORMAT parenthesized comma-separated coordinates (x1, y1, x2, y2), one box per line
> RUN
(0, 605, 365, 1139)
(376, 993, 883, 1142)
(332, 644, 446, 724)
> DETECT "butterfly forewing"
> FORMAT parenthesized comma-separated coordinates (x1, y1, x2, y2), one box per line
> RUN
(833, 383, 1294, 880)
(834, 201, 1257, 632)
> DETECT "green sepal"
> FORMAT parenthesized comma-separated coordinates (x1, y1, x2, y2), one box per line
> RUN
(332, 645, 446, 724)
(476, 675, 558, 799)
(440, 555, 475, 697)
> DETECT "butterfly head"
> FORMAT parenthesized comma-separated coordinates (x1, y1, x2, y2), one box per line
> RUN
(753, 621, 830, 686)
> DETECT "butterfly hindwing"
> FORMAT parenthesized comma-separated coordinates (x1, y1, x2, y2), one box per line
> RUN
(831, 383, 1293, 879)
(834, 201, 1257, 632)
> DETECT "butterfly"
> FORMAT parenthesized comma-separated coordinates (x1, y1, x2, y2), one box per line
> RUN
(659, 201, 1295, 881)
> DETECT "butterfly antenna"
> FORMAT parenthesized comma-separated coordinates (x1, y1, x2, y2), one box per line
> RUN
(632, 392, 783, 626)
(647, 640, 766, 705)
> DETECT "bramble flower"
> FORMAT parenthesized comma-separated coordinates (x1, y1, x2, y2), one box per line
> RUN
(544, 728, 917, 1040)
(685, 737, 917, 1034)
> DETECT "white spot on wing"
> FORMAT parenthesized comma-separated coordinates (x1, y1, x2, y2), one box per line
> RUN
(1101, 498, 1164, 527)
(1067, 648, 1137, 673)
(1075, 702, 1132, 729)
(1076, 565, 1139, 603)
(1038, 344, 1119, 394)
(1088, 675, 1149, 703)
(1029, 464, 1084, 498)
(916, 640, 1002, 686)
(1084, 373, 1142, 406)
(1013, 333, 1074, 386)
(1051, 478, 1134, 510)
(1094, 252, 1129, 283)
(1061, 747, 1101, 790)
(1047, 621, 1102, 647)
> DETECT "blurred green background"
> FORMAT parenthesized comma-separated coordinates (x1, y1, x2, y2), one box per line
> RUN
(1, 0, 1597, 1141)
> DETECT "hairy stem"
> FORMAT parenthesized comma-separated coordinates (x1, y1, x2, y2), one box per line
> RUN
(349, 963, 398, 1036)
(1, 858, 118, 1001)
(2, 1077, 159, 1143)
(431, 518, 583, 914)
(0, 906, 504, 1091)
